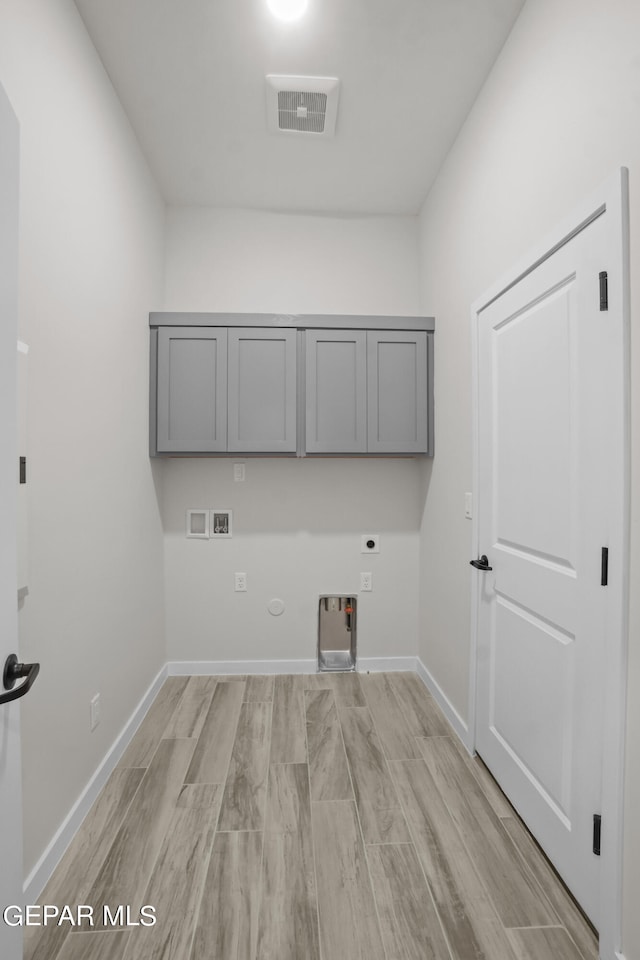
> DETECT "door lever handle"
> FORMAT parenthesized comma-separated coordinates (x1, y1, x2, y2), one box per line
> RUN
(0, 654, 40, 705)
(470, 554, 493, 571)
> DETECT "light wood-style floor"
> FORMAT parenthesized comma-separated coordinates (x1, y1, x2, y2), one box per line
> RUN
(26, 672, 599, 960)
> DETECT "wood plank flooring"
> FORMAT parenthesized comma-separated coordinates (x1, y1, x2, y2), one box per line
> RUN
(27, 672, 598, 960)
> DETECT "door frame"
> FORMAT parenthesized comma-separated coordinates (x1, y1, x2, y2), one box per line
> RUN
(0, 79, 24, 960)
(468, 168, 630, 960)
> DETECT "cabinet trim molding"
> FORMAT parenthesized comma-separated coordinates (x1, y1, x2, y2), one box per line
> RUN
(150, 311, 435, 332)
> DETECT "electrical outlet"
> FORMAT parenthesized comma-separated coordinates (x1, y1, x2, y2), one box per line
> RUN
(360, 572, 372, 592)
(90, 693, 100, 731)
(361, 534, 380, 554)
(234, 572, 247, 592)
(233, 462, 246, 482)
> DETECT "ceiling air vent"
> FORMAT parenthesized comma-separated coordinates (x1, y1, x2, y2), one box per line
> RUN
(266, 75, 340, 137)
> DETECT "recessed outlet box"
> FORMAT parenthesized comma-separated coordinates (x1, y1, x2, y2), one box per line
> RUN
(90, 693, 100, 731)
(361, 534, 380, 554)
(234, 572, 247, 592)
(211, 509, 232, 538)
(360, 572, 373, 592)
(186, 509, 209, 539)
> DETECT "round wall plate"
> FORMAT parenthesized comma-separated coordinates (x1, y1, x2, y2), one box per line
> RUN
(268, 598, 285, 616)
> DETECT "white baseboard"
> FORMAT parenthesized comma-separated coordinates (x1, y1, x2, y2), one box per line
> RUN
(416, 656, 469, 745)
(168, 659, 318, 676)
(358, 656, 418, 673)
(168, 656, 418, 677)
(23, 663, 168, 903)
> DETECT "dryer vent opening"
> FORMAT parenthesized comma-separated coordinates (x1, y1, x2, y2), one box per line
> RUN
(318, 595, 356, 672)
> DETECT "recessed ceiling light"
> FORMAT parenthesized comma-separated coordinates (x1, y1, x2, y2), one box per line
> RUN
(266, 0, 308, 23)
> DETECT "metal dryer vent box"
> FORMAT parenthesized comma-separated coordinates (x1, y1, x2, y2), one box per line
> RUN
(317, 595, 356, 672)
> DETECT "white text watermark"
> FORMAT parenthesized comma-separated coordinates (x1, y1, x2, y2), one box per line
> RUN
(2, 905, 156, 927)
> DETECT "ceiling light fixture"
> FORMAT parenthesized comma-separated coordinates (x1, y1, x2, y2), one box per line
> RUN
(266, 0, 308, 23)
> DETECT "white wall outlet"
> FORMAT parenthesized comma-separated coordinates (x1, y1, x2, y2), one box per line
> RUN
(464, 492, 473, 519)
(360, 572, 373, 592)
(234, 572, 247, 592)
(90, 693, 100, 731)
(233, 462, 246, 482)
(361, 534, 380, 554)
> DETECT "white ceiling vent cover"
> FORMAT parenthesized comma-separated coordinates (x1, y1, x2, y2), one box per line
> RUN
(266, 75, 340, 137)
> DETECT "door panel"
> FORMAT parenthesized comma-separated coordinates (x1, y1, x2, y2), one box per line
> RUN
(228, 328, 296, 453)
(367, 331, 428, 454)
(157, 327, 227, 452)
(491, 595, 574, 820)
(305, 330, 367, 453)
(476, 212, 611, 925)
(494, 281, 575, 563)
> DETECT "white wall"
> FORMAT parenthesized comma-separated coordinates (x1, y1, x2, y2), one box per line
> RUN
(164, 458, 421, 664)
(416, 0, 640, 956)
(0, 0, 166, 877)
(163, 207, 424, 666)
(164, 206, 422, 315)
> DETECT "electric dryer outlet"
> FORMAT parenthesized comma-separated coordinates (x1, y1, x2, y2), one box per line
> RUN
(361, 535, 380, 553)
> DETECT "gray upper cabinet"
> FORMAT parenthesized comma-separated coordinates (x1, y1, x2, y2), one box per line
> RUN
(306, 330, 367, 453)
(156, 327, 227, 453)
(227, 328, 297, 453)
(305, 328, 430, 455)
(150, 314, 433, 457)
(367, 330, 429, 454)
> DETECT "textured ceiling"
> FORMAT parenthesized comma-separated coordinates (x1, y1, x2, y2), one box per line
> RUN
(74, 0, 525, 215)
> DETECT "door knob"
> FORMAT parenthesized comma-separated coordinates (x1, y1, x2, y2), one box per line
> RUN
(470, 554, 493, 571)
(0, 654, 40, 705)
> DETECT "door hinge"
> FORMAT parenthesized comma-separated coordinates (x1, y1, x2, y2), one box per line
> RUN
(593, 814, 602, 856)
(599, 271, 608, 311)
(601, 547, 609, 586)
(19, 456, 26, 484)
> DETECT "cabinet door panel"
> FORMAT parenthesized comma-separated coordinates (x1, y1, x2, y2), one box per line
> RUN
(306, 330, 367, 453)
(367, 331, 428, 453)
(157, 327, 227, 452)
(227, 329, 297, 453)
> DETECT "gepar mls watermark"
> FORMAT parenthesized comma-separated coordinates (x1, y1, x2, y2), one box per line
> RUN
(3, 904, 157, 927)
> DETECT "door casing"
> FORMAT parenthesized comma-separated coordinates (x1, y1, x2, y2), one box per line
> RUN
(0, 79, 24, 960)
(469, 169, 630, 960)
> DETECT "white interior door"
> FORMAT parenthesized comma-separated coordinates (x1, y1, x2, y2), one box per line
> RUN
(0, 83, 24, 960)
(474, 200, 623, 928)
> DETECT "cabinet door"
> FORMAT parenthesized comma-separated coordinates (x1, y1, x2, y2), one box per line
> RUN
(156, 327, 227, 453)
(306, 330, 367, 453)
(227, 328, 297, 453)
(367, 330, 428, 454)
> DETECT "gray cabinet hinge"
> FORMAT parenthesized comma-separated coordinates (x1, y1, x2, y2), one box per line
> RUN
(593, 814, 602, 856)
(599, 271, 608, 311)
(601, 547, 609, 586)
